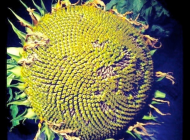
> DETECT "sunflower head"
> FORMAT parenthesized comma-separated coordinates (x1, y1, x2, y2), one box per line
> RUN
(7, 1, 161, 140)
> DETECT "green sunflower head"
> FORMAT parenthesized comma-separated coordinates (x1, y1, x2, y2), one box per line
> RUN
(7, 0, 169, 140)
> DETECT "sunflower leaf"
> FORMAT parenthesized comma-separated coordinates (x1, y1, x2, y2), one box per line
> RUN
(126, 130, 136, 139)
(8, 19, 26, 45)
(7, 99, 30, 107)
(7, 47, 23, 62)
(154, 90, 166, 98)
(142, 115, 157, 121)
(23, 108, 37, 120)
(7, 88, 13, 102)
(33, 11, 42, 22)
(7, 66, 21, 78)
(15, 92, 27, 100)
(150, 49, 157, 56)
(20, 0, 42, 22)
(40, 0, 48, 14)
(7, 59, 18, 65)
(32, 0, 45, 16)
(10, 104, 19, 119)
(7, 64, 17, 70)
(156, 76, 166, 82)
(7, 73, 15, 87)
(106, 0, 118, 10)
(134, 132, 143, 140)
(8, 8, 32, 28)
(58, 134, 64, 140)
(10, 104, 20, 130)
(19, 0, 28, 8)
(151, 101, 162, 104)
(7, 83, 25, 91)
(41, 123, 55, 140)
(10, 109, 27, 122)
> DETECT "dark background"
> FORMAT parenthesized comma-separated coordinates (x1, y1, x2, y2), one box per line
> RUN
(5, 0, 183, 140)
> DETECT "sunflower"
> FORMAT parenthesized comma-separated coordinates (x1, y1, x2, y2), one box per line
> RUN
(7, 0, 175, 140)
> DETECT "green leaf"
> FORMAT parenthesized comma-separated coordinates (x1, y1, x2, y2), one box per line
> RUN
(32, 0, 45, 16)
(115, 0, 147, 17)
(8, 19, 26, 45)
(151, 101, 162, 104)
(7, 73, 15, 87)
(126, 130, 136, 139)
(8, 8, 32, 28)
(7, 66, 21, 78)
(154, 90, 166, 98)
(7, 88, 13, 102)
(134, 132, 143, 140)
(11, 108, 36, 125)
(41, 123, 55, 140)
(156, 76, 166, 82)
(19, 0, 28, 8)
(11, 119, 20, 131)
(105, 0, 118, 10)
(40, 0, 48, 14)
(7, 64, 17, 70)
(7, 59, 18, 65)
(10, 104, 20, 130)
(7, 99, 30, 107)
(19, 0, 42, 22)
(11, 109, 27, 122)
(22, 108, 36, 119)
(150, 49, 157, 56)
(141, 6, 152, 21)
(33, 11, 42, 22)
(25, 27, 33, 33)
(15, 92, 27, 100)
(7, 47, 23, 62)
(10, 104, 19, 119)
(58, 134, 64, 140)
(142, 115, 157, 121)
(7, 83, 25, 91)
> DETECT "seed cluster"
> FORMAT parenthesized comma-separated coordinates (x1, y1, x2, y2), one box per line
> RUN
(21, 5, 153, 140)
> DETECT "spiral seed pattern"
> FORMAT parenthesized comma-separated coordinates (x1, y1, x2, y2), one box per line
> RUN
(21, 5, 154, 140)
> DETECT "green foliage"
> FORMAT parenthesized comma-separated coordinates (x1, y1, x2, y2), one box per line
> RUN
(151, 101, 162, 104)
(134, 132, 143, 140)
(157, 76, 166, 82)
(154, 90, 166, 98)
(7, 73, 15, 87)
(8, 8, 33, 28)
(8, 19, 26, 45)
(40, 0, 48, 13)
(41, 123, 56, 140)
(7, 99, 30, 107)
(10, 104, 20, 130)
(7, 47, 23, 62)
(126, 130, 137, 139)
(150, 49, 157, 56)
(19, 0, 42, 22)
(58, 134, 64, 140)
(32, 0, 45, 16)
(7, 83, 25, 91)
(11, 108, 37, 123)
(142, 115, 157, 121)
(7, 88, 13, 103)
(7, 66, 21, 78)
(106, 0, 173, 37)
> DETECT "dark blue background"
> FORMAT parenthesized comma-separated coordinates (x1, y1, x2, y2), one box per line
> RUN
(6, 0, 183, 140)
